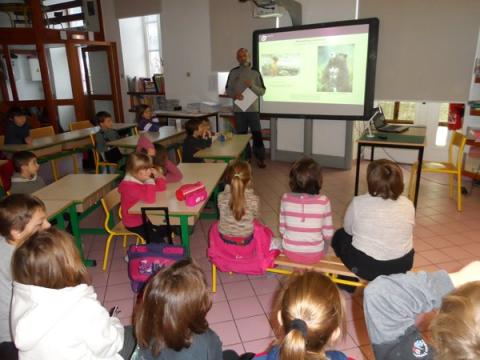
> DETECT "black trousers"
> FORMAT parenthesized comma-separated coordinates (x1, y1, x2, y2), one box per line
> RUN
(0, 342, 18, 360)
(234, 112, 265, 161)
(331, 228, 414, 281)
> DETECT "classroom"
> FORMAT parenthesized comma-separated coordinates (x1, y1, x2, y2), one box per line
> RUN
(1, 1, 480, 359)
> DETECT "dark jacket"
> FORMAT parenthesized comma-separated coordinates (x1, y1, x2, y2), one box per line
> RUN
(182, 135, 211, 163)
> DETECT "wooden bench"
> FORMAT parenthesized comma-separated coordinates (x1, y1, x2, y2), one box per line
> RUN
(211, 253, 366, 293)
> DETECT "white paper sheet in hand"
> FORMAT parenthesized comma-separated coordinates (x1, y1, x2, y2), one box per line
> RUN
(234, 87, 258, 112)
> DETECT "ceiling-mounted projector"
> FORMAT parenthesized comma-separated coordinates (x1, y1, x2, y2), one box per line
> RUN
(253, 4, 283, 18)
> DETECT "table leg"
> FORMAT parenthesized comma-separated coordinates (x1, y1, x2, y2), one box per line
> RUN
(371, 146, 375, 161)
(180, 215, 190, 256)
(215, 114, 219, 133)
(355, 142, 362, 196)
(413, 147, 424, 208)
(69, 204, 96, 267)
(52, 213, 65, 230)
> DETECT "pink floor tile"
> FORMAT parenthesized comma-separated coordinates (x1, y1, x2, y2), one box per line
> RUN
(242, 337, 275, 354)
(107, 269, 130, 286)
(438, 246, 472, 261)
(229, 296, 264, 319)
(211, 285, 227, 303)
(104, 282, 135, 302)
(223, 280, 255, 300)
(103, 297, 135, 320)
(343, 347, 369, 360)
(334, 333, 358, 351)
(90, 271, 110, 287)
(235, 314, 274, 342)
(207, 301, 233, 324)
(347, 319, 370, 346)
(219, 272, 250, 284)
(257, 293, 276, 315)
(418, 249, 452, 264)
(210, 321, 241, 346)
(413, 253, 431, 267)
(344, 299, 365, 322)
(249, 276, 280, 295)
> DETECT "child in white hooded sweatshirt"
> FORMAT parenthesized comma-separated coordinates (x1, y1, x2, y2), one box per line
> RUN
(11, 227, 124, 360)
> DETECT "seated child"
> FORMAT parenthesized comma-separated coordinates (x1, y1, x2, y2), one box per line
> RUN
(265, 271, 349, 360)
(332, 159, 415, 281)
(10, 151, 45, 194)
(94, 111, 123, 163)
(5, 107, 31, 145)
(133, 258, 246, 360)
(135, 105, 161, 132)
(208, 160, 276, 275)
(182, 118, 212, 163)
(0, 194, 50, 360)
(136, 136, 182, 183)
(11, 227, 124, 359)
(279, 157, 334, 264)
(364, 261, 480, 360)
(118, 153, 166, 242)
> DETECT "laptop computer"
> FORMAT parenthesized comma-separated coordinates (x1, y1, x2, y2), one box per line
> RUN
(371, 107, 410, 133)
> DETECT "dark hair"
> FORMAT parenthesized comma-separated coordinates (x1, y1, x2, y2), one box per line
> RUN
(135, 104, 151, 124)
(152, 143, 168, 171)
(289, 157, 323, 195)
(184, 118, 202, 136)
(0, 194, 45, 240)
(12, 151, 37, 173)
(94, 111, 112, 125)
(6, 107, 26, 121)
(135, 258, 211, 356)
(12, 227, 91, 289)
(367, 159, 404, 200)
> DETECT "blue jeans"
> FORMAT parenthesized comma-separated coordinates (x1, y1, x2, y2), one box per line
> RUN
(234, 112, 265, 161)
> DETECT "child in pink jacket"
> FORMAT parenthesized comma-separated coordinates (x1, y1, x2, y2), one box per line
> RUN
(118, 153, 166, 242)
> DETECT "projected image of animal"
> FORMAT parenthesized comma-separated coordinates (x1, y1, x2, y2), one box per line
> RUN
(318, 52, 352, 92)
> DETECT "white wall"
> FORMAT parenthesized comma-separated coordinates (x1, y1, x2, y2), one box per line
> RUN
(12, 55, 44, 101)
(119, 17, 148, 77)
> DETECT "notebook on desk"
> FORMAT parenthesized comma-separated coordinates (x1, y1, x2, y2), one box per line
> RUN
(372, 107, 410, 133)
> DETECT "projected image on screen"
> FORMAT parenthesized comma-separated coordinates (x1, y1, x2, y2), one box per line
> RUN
(317, 45, 354, 93)
(253, 18, 379, 119)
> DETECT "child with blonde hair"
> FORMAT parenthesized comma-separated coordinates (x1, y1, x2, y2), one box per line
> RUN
(279, 157, 334, 264)
(265, 271, 349, 360)
(118, 153, 166, 241)
(364, 261, 480, 360)
(11, 228, 124, 359)
(208, 160, 276, 274)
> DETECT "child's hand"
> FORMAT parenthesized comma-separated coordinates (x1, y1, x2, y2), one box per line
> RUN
(151, 167, 165, 179)
(449, 261, 480, 288)
(202, 130, 212, 139)
(25, 136, 32, 145)
(147, 148, 156, 156)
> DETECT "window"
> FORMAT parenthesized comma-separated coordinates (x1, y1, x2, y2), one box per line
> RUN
(435, 102, 450, 146)
(377, 101, 416, 123)
(143, 14, 162, 76)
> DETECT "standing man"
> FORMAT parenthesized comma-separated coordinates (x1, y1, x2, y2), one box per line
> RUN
(226, 48, 267, 168)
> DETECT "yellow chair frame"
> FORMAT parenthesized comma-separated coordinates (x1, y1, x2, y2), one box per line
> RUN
(89, 134, 119, 174)
(69, 120, 93, 131)
(408, 131, 467, 211)
(100, 187, 145, 271)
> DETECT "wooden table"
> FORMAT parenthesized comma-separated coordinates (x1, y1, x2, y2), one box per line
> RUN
(129, 163, 227, 254)
(355, 127, 427, 207)
(43, 199, 73, 230)
(155, 110, 219, 132)
(34, 174, 119, 266)
(107, 127, 186, 150)
(195, 134, 252, 163)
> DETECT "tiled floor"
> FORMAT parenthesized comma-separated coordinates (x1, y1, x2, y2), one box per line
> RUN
(62, 158, 480, 359)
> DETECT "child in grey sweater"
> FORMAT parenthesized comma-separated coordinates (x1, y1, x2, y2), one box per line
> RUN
(10, 151, 45, 194)
(364, 261, 480, 360)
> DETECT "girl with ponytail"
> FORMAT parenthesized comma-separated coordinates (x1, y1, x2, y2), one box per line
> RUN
(266, 271, 350, 360)
(208, 160, 277, 275)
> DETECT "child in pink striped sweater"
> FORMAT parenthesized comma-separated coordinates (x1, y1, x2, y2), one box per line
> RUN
(279, 157, 334, 264)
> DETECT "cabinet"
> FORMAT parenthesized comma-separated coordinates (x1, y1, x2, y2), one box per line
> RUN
(127, 92, 165, 113)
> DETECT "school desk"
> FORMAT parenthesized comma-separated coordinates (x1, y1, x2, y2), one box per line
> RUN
(355, 127, 427, 207)
(34, 174, 119, 266)
(43, 199, 73, 229)
(194, 134, 252, 163)
(129, 162, 227, 254)
(154, 110, 220, 132)
(106, 127, 186, 150)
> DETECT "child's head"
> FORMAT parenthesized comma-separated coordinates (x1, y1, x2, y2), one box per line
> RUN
(367, 159, 404, 200)
(224, 160, 252, 221)
(12, 151, 39, 178)
(0, 194, 50, 245)
(135, 258, 211, 355)
(7, 107, 27, 127)
(126, 153, 153, 182)
(289, 157, 323, 195)
(200, 118, 211, 132)
(185, 118, 202, 137)
(12, 227, 90, 289)
(275, 271, 346, 359)
(152, 143, 168, 170)
(136, 104, 153, 122)
(95, 111, 113, 129)
(431, 281, 480, 360)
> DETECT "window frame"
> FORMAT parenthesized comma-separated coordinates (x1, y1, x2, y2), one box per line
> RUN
(142, 14, 162, 77)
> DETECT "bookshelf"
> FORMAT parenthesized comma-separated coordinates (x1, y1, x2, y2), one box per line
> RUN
(127, 91, 165, 113)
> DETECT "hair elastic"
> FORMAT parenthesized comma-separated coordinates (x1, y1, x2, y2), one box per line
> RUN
(233, 173, 242, 178)
(290, 318, 308, 337)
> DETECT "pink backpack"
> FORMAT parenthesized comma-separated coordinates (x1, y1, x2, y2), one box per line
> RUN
(207, 220, 279, 275)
